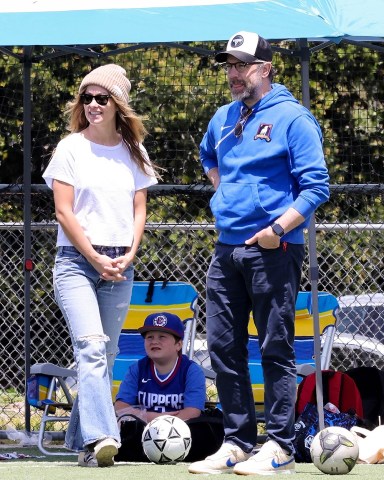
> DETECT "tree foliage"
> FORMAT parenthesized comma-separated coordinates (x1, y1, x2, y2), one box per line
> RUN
(0, 40, 382, 186)
(0, 40, 383, 225)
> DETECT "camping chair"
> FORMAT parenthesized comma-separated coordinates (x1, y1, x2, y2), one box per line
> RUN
(29, 279, 199, 455)
(247, 291, 340, 416)
(28, 362, 77, 456)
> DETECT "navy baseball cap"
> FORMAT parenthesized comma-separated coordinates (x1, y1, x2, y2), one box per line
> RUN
(215, 31, 273, 64)
(138, 312, 184, 339)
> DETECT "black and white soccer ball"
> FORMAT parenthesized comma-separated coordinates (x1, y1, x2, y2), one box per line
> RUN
(141, 415, 192, 463)
(310, 426, 359, 474)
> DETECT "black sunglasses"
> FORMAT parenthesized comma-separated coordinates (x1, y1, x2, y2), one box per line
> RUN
(80, 93, 111, 106)
(234, 107, 253, 138)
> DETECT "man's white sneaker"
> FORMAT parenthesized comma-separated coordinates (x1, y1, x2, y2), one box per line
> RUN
(94, 438, 118, 467)
(233, 440, 295, 475)
(188, 442, 252, 474)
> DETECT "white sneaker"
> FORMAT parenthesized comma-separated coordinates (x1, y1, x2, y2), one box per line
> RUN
(78, 451, 98, 467)
(94, 438, 118, 467)
(188, 442, 252, 474)
(234, 440, 295, 476)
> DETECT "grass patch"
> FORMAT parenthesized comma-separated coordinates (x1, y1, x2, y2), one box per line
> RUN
(0, 446, 383, 480)
(1, 386, 71, 432)
(0, 389, 23, 405)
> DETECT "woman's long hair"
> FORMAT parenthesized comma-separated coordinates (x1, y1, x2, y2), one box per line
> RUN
(65, 93, 160, 178)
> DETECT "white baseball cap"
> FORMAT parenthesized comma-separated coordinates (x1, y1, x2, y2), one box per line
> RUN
(215, 31, 273, 63)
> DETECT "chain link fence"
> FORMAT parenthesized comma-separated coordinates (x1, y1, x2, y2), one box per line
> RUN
(1, 39, 384, 434)
(1, 185, 383, 433)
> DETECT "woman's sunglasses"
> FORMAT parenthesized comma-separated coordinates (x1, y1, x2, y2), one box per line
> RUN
(80, 93, 111, 106)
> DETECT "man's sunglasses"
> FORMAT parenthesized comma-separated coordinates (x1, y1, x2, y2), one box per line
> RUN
(234, 107, 253, 138)
(80, 93, 111, 106)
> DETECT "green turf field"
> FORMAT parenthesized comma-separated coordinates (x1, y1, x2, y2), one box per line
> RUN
(0, 446, 383, 480)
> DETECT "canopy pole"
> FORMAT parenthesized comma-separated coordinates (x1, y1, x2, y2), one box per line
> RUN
(23, 46, 33, 433)
(298, 38, 325, 431)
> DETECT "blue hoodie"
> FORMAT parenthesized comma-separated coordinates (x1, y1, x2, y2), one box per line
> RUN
(200, 83, 329, 244)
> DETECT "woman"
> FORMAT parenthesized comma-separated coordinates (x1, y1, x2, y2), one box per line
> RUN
(43, 64, 158, 468)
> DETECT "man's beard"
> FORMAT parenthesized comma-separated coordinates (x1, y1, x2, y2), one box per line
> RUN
(230, 83, 257, 102)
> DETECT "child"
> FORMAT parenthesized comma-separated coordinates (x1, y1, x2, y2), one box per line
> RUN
(114, 312, 223, 462)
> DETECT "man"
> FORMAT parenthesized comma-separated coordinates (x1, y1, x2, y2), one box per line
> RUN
(188, 31, 329, 475)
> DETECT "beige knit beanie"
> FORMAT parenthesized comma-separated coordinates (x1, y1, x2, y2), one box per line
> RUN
(79, 64, 131, 104)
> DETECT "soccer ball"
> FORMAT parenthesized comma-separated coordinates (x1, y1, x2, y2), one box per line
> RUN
(141, 415, 192, 463)
(310, 426, 359, 474)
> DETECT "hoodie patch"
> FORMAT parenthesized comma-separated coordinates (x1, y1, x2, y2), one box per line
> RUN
(254, 123, 272, 142)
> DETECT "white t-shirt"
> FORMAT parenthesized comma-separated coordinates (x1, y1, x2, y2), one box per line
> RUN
(43, 133, 158, 247)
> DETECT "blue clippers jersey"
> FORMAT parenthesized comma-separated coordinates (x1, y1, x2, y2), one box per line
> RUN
(138, 355, 187, 411)
(116, 354, 206, 413)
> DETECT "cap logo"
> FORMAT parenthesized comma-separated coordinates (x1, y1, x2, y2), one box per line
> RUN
(152, 314, 168, 328)
(231, 35, 244, 48)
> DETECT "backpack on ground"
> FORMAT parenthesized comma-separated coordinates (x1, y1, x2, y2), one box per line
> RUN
(295, 369, 364, 418)
(115, 407, 224, 463)
(293, 370, 364, 463)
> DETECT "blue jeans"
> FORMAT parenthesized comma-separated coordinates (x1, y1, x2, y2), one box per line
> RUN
(53, 246, 134, 451)
(206, 242, 305, 454)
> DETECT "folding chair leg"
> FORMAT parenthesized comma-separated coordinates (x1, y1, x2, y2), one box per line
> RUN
(30, 363, 77, 456)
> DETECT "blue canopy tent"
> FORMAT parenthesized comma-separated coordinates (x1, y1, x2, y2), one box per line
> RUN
(1, 0, 384, 44)
(1, 0, 383, 431)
